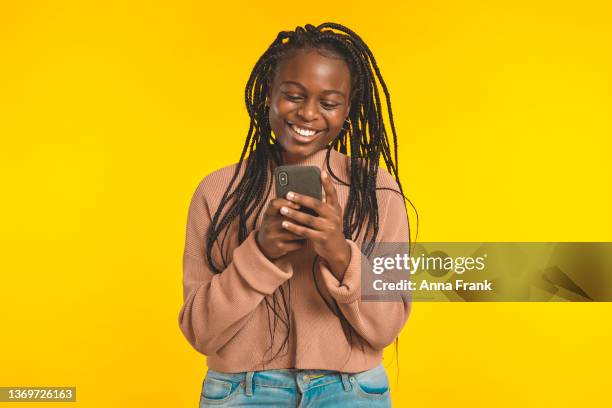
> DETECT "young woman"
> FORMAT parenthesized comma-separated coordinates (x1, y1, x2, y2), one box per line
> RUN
(179, 22, 413, 407)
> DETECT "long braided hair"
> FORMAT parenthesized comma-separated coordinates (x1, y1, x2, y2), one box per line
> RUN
(205, 22, 415, 379)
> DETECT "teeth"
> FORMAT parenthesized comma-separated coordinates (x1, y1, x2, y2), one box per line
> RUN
(291, 124, 317, 137)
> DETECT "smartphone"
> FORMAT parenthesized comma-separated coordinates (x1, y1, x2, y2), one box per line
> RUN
(274, 165, 322, 217)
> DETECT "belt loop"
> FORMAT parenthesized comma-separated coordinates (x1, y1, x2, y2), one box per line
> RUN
(245, 371, 255, 396)
(340, 373, 351, 392)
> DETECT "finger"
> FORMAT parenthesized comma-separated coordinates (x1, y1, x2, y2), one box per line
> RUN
(266, 198, 300, 215)
(280, 205, 323, 230)
(273, 198, 301, 210)
(321, 171, 340, 209)
(281, 220, 320, 240)
(285, 191, 331, 218)
(272, 217, 308, 239)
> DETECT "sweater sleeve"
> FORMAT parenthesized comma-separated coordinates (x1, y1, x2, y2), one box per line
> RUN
(318, 187, 411, 350)
(178, 178, 294, 355)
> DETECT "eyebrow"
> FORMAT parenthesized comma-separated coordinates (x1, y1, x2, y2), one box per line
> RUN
(280, 81, 346, 97)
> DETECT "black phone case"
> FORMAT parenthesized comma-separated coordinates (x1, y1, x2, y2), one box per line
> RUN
(274, 165, 322, 217)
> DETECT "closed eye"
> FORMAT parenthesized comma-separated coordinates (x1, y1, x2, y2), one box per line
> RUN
(321, 102, 340, 110)
(283, 93, 303, 102)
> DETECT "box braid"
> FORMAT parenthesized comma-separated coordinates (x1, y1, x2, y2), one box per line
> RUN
(204, 23, 417, 377)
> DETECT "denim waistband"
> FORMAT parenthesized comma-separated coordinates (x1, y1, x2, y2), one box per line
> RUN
(208, 368, 345, 386)
(205, 363, 384, 396)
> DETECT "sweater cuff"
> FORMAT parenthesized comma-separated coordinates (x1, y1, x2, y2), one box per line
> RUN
(319, 239, 362, 304)
(232, 229, 294, 295)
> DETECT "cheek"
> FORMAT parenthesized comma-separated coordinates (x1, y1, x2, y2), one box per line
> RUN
(322, 112, 347, 144)
(272, 99, 295, 117)
(269, 102, 287, 129)
(269, 101, 295, 139)
(323, 111, 347, 130)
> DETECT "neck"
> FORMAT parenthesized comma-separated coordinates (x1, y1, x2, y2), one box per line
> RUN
(281, 148, 330, 167)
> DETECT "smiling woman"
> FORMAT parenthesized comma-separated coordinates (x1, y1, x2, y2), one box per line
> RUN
(268, 48, 352, 163)
(178, 22, 413, 408)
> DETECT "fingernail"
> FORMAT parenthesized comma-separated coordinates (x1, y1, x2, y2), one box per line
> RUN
(280, 206, 289, 215)
(287, 192, 295, 200)
(282, 221, 289, 228)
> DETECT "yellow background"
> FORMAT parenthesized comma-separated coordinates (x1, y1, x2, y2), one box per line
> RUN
(1, 1, 611, 407)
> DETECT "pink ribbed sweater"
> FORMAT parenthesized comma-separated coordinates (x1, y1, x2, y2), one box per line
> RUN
(178, 148, 411, 373)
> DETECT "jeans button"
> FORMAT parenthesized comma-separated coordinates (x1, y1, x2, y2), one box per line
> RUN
(303, 375, 310, 383)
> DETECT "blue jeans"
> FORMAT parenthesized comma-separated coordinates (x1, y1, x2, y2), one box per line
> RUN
(199, 363, 392, 407)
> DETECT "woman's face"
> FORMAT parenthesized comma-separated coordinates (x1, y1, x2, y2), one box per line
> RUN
(268, 47, 352, 163)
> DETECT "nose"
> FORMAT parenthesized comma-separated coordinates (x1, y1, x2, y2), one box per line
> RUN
(296, 98, 318, 122)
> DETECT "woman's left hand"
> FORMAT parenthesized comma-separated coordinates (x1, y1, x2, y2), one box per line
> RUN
(280, 170, 351, 280)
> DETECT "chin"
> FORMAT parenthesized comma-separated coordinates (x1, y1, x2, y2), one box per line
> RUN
(278, 140, 322, 159)
(283, 144, 316, 156)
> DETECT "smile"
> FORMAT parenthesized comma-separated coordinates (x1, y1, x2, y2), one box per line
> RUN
(287, 121, 324, 138)
(291, 124, 318, 137)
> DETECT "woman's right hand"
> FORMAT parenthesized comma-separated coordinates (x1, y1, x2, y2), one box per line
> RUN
(256, 198, 306, 260)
